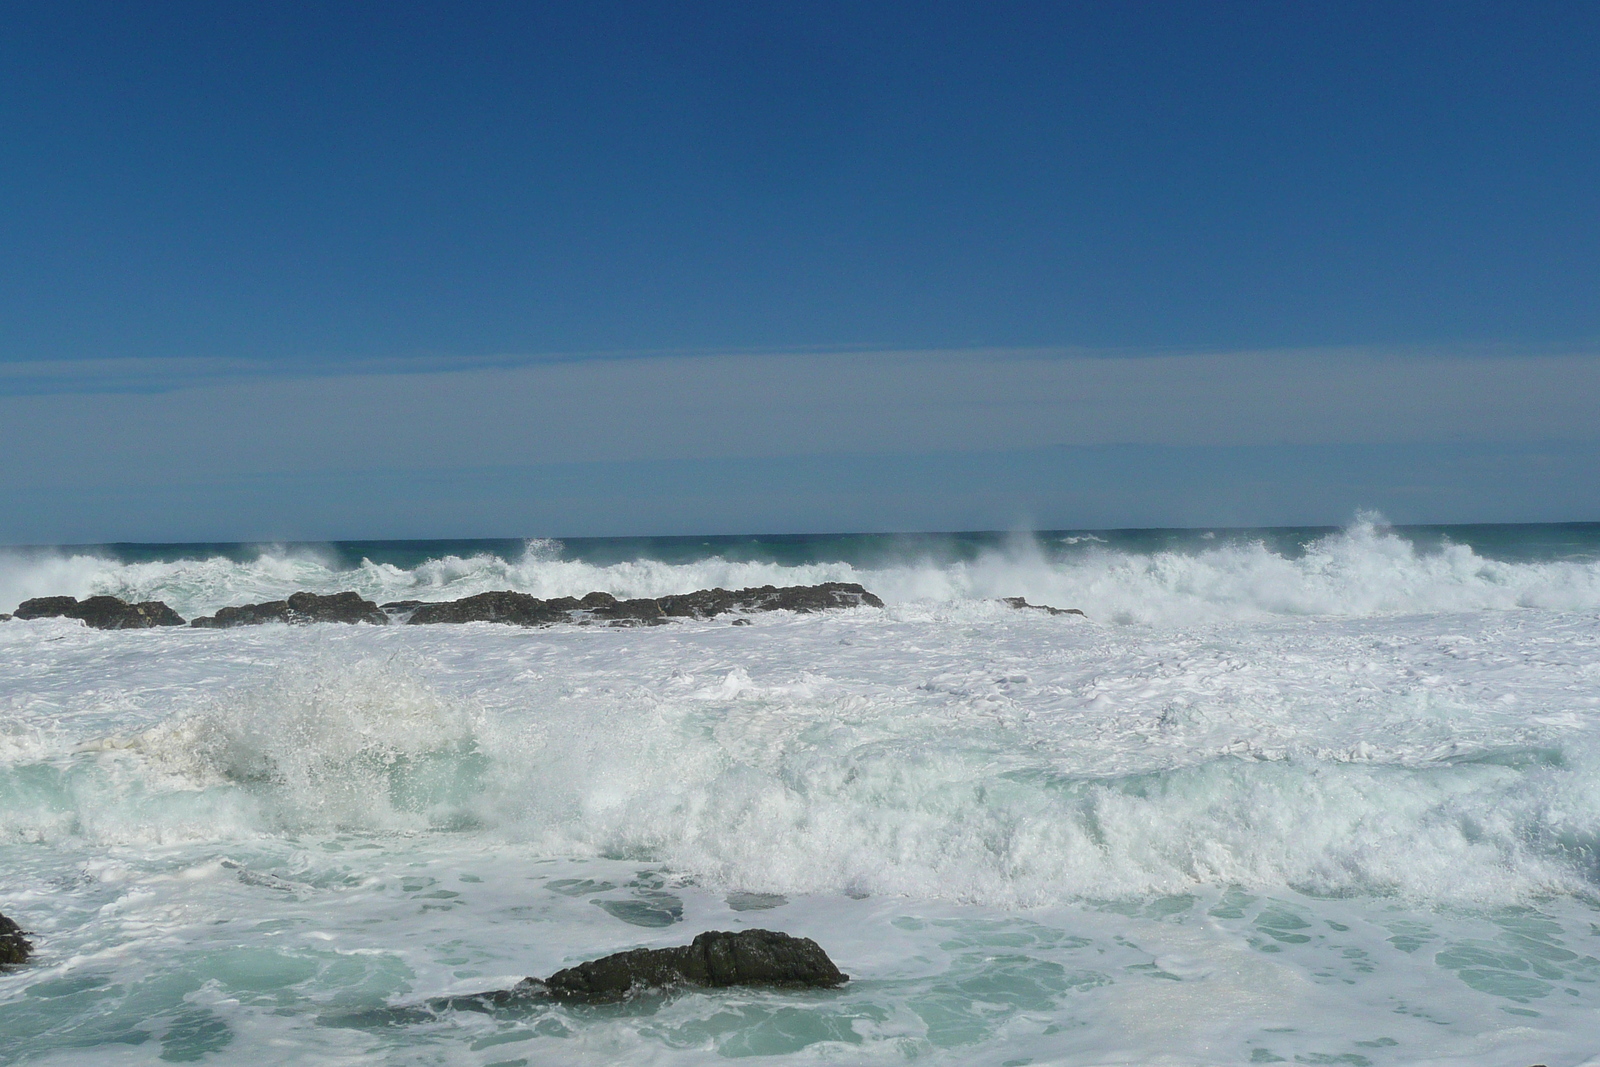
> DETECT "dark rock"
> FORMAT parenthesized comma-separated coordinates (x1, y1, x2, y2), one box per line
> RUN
(404, 583, 882, 628)
(532, 929, 846, 1003)
(286, 591, 389, 625)
(14, 596, 79, 619)
(191, 591, 387, 628)
(0, 613, 11, 622)
(660, 582, 883, 619)
(731, 618, 752, 626)
(656, 587, 737, 618)
(191, 601, 292, 628)
(587, 597, 667, 626)
(1001, 596, 1085, 618)
(0, 912, 32, 966)
(406, 591, 573, 626)
(14, 595, 186, 629)
(75, 595, 186, 628)
(6, 583, 884, 632)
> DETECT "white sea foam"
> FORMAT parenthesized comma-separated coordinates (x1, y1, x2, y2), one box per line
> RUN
(3, 613, 1597, 908)
(4, 521, 1600, 1065)
(4, 517, 1599, 623)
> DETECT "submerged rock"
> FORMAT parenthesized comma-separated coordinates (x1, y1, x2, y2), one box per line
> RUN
(191, 591, 388, 628)
(0, 912, 32, 966)
(1001, 596, 1085, 617)
(403, 583, 882, 628)
(13, 595, 185, 629)
(519, 930, 847, 1003)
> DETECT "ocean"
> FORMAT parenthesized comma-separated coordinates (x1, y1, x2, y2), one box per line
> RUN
(2, 516, 1599, 1066)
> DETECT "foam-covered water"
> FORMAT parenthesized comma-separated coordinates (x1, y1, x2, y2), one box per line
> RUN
(3, 519, 1600, 1065)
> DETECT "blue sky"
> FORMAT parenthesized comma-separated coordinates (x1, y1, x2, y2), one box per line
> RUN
(1, 1, 1597, 541)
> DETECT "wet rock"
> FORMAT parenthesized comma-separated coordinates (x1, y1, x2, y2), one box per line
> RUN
(285, 591, 389, 625)
(404, 583, 882, 628)
(731, 618, 752, 626)
(191, 601, 292, 628)
(0, 613, 11, 622)
(13, 595, 185, 629)
(191, 591, 388, 628)
(0, 912, 32, 966)
(1001, 596, 1085, 617)
(525, 929, 847, 1003)
(406, 591, 573, 626)
(586, 597, 668, 626)
(659, 582, 883, 619)
(7, 583, 883, 633)
(14, 595, 78, 618)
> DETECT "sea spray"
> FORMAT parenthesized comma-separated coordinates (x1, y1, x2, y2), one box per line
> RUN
(5, 520, 1600, 1065)
(5, 516, 1600, 623)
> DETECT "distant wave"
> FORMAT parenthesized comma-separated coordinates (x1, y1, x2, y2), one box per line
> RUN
(4, 516, 1600, 623)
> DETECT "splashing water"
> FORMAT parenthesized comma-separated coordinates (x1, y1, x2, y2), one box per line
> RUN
(3, 518, 1600, 1064)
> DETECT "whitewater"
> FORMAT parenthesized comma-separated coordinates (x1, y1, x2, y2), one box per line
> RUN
(3, 518, 1600, 1066)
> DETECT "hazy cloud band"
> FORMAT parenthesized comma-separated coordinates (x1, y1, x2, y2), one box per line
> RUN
(3, 348, 1598, 491)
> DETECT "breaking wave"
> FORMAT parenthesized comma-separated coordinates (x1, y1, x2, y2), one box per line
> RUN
(3, 656, 1597, 908)
(3, 517, 1599, 625)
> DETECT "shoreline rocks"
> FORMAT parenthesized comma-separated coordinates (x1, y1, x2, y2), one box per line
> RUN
(516, 930, 847, 1003)
(7, 583, 886, 630)
(0, 912, 32, 966)
(191, 591, 389, 628)
(660, 583, 884, 618)
(13, 595, 186, 629)
(404, 582, 883, 628)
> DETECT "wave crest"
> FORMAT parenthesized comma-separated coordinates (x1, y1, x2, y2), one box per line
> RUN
(3, 517, 1599, 625)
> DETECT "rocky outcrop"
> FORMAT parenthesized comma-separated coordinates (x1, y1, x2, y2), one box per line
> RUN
(405, 582, 883, 628)
(191, 591, 388, 628)
(284, 591, 388, 624)
(660, 583, 883, 618)
(10, 583, 883, 632)
(13, 595, 185, 629)
(403, 590, 674, 626)
(1001, 596, 1085, 617)
(404, 591, 582, 626)
(0, 912, 32, 966)
(518, 930, 846, 1003)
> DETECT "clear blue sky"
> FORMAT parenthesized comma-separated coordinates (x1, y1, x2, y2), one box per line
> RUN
(2, 1, 1597, 541)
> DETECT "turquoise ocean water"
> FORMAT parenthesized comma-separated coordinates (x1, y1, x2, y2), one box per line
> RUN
(3, 518, 1600, 1065)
